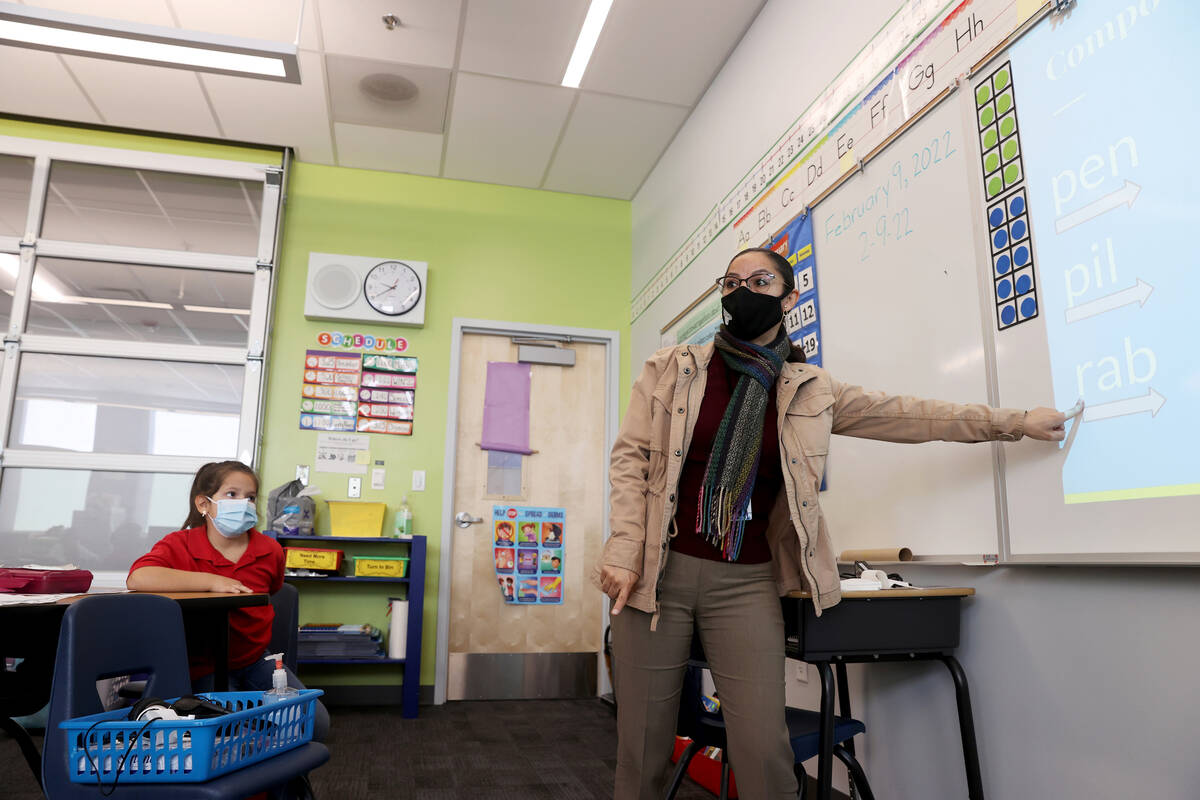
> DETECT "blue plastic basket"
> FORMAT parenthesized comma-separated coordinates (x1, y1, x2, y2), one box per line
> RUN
(59, 690, 322, 784)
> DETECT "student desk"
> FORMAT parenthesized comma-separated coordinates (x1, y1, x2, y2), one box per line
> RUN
(0, 590, 267, 786)
(783, 587, 982, 800)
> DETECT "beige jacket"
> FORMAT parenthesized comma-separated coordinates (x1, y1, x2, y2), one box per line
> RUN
(593, 341, 1026, 623)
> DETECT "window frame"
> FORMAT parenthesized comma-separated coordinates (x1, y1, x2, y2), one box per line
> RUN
(0, 134, 284, 578)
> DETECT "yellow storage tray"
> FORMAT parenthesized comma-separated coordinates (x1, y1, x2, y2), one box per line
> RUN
(352, 555, 409, 578)
(284, 547, 343, 571)
(326, 501, 386, 537)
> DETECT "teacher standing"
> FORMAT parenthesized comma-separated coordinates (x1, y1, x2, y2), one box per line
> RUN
(594, 247, 1065, 799)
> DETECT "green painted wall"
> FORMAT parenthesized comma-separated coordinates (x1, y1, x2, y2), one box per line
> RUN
(260, 162, 632, 687)
(0, 116, 280, 164)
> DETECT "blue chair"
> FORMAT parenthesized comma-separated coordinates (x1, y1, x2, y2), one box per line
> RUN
(42, 594, 329, 799)
(664, 642, 875, 800)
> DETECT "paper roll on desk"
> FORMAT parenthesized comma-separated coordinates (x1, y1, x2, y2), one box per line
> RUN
(388, 598, 408, 659)
(838, 548, 913, 563)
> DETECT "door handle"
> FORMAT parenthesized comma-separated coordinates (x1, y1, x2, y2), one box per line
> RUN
(455, 511, 484, 528)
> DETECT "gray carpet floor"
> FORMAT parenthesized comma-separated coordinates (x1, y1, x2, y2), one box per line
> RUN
(2, 699, 715, 799)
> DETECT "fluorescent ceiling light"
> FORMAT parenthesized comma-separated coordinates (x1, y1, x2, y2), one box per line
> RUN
(183, 305, 251, 315)
(0, 2, 299, 82)
(0, 252, 73, 303)
(562, 0, 613, 88)
(68, 296, 174, 310)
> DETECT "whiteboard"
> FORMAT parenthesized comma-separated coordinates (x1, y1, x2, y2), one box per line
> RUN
(813, 97, 1001, 561)
(979, 0, 1200, 561)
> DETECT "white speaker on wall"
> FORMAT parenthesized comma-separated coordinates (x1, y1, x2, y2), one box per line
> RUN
(304, 252, 428, 327)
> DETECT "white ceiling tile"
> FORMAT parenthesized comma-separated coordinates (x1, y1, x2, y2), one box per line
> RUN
(459, 0, 586, 85)
(200, 50, 331, 163)
(59, 55, 221, 138)
(582, 0, 764, 105)
(442, 73, 573, 189)
(326, 55, 449, 133)
(318, 0, 462, 69)
(0, 47, 102, 125)
(543, 93, 687, 199)
(13, 0, 175, 26)
(170, 0, 321, 51)
(333, 123, 441, 176)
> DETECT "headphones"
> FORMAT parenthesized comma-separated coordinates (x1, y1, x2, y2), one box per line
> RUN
(128, 694, 232, 722)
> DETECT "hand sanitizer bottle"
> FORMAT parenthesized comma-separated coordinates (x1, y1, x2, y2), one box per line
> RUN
(262, 653, 298, 701)
(395, 496, 413, 539)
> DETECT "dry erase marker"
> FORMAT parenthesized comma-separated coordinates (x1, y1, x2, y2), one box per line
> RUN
(1061, 399, 1084, 420)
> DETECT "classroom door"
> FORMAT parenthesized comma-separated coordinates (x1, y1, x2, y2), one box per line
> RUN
(446, 332, 608, 700)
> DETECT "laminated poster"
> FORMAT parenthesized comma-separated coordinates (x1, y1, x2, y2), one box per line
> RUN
(299, 349, 417, 436)
(493, 505, 564, 605)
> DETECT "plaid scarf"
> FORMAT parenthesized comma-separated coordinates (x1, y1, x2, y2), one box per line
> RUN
(697, 328, 791, 560)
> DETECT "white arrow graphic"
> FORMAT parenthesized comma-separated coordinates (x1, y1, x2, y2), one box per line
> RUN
(1064, 279, 1153, 324)
(1082, 388, 1165, 422)
(1054, 180, 1141, 234)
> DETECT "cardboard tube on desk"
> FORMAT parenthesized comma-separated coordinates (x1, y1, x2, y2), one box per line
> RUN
(838, 547, 913, 563)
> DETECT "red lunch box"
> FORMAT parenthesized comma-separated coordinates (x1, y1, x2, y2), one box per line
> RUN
(0, 568, 94, 593)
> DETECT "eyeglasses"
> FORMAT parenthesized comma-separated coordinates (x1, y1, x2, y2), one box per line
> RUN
(716, 272, 780, 293)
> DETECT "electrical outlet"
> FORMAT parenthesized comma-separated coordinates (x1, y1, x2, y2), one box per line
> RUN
(347, 477, 361, 498)
(792, 661, 809, 684)
(412, 470, 426, 491)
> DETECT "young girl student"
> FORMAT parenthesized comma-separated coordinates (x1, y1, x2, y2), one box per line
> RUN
(127, 460, 328, 740)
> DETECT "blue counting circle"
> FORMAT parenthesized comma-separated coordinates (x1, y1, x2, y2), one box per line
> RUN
(1014, 245, 1029, 266)
(1009, 195, 1025, 215)
(1000, 305, 1017, 325)
(1011, 219, 1027, 240)
(989, 207, 1005, 228)
(1016, 274, 1033, 294)
(1020, 297, 1037, 317)
(997, 279, 1012, 299)
(995, 254, 1011, 274)
(993, 229, 1008, 248)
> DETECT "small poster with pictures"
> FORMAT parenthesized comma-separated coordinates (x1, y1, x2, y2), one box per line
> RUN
(493, 505, 565, 605)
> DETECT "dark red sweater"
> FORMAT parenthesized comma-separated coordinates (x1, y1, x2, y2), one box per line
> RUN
(670, 354, 780, 564)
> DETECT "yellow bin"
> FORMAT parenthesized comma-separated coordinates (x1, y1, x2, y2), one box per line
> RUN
(327, 501, 387, 537)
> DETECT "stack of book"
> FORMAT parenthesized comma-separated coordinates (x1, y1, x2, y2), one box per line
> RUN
(298, 623, 385, 660)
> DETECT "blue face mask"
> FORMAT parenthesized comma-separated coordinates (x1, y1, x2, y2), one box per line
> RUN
(206, 497, 257, 538)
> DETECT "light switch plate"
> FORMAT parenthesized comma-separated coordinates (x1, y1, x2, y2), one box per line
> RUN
(371, 468, 386, 490)
(348, 477, 362, 498)
(412, 470, 426, 491)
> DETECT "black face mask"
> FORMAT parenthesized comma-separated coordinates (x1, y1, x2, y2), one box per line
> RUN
(720, 287, 785, 341)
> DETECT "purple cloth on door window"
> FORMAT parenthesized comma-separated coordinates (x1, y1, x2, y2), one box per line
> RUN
(481, 362, 534, 454)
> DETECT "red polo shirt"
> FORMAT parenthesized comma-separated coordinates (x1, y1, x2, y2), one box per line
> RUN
(129, 526, 285, 678)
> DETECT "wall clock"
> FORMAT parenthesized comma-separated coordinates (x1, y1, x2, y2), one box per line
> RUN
(304, 252, 428, 327)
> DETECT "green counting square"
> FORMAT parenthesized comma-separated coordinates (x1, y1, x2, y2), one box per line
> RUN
(975, 83, 992, 107)
(998, 112, 1017, 140)
(995, 89, 1014, 116)
(980, 125, 999, 151)
(986, 174, 1004, 199)
(1001, 137, 1020, 164)
(978, 102, 997, 129)
(983, 147, 1002, 174)
(1003, 159, 1023, 187)
(992, 66, 1010, 92)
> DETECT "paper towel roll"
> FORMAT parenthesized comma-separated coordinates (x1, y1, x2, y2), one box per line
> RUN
(838, 547, 913, 563)
(388, 599, 408, 659)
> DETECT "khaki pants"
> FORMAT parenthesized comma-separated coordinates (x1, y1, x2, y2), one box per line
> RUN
(611, 551, 798, 800)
